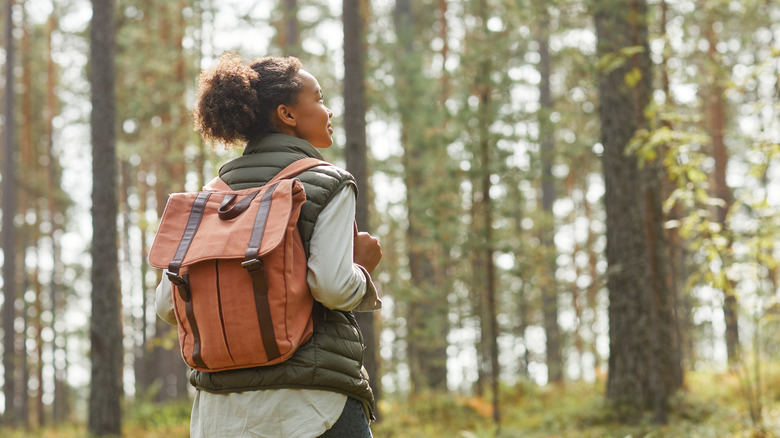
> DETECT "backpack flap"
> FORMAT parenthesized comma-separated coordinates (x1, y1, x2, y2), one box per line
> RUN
(148, 178, 306, 270)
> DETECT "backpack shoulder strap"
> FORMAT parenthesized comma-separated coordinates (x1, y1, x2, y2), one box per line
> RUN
(267, 158, 332, 185)
(203, 176, 232, 191)
(203, 158, 331, 192)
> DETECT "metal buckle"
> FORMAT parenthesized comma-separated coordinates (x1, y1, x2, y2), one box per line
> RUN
(166, 271, 185, 286)
(166, 271, 190, 301)
(241, 259, 264, 272)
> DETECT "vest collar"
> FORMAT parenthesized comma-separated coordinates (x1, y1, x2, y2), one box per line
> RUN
(244, 134, 325, 160)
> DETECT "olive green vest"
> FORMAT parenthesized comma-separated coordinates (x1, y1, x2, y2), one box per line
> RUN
(188, 134, 375, 419)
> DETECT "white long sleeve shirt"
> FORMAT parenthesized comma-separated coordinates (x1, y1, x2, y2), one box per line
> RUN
(155, 185, 381, 437)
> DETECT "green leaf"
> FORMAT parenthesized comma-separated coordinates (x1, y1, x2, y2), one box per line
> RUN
(624, 67, 642, 87)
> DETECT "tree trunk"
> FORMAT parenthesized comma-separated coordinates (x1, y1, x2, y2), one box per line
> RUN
(659, 0, 689, 375)
(45, 8, 69, 424)
(594, 0, 680, 423)
(509, 180, 531, 379)
(393, 0, 450, 393)
(705, 17, 738, 367)
(474, 0, 499, 425)
(343, 0, 382, 411)
(89, 0, 123, 434)
(281, 0, 300, 56)
(20, 282, 29, 429)
(536, 2, 563, 384)
(2, 0, 19, 425)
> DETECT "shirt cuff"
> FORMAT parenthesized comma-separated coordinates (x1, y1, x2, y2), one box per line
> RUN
(155, 271, 178, 326)
(353, 265, 382, 312)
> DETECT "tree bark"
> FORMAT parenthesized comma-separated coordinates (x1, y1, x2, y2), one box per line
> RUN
(282, 0, 300, 56)
(2, 0, 18, 425)
(343, 0, 382, 410)
(393, 0, 450, 393)
(473, 0, 499, 425)
(89, 0, 123, 434)
(594, 0, 681, 423)
(45, 8, 69, 424)
(535, 2, 563, 384)
(705, 16, 738, 367)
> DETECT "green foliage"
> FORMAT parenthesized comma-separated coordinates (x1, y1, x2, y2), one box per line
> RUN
(3, 370, 780, 437)
(595, 45, 646, 75)
(373, 371, 780, 437)
(124, 396, 193, 432)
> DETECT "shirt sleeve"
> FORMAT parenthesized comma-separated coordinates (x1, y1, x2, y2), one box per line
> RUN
(155, 273, 178, 325)
(306, 186, 382, 312)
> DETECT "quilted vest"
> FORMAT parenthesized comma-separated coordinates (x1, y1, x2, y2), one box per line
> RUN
(188, 134, 375, 419)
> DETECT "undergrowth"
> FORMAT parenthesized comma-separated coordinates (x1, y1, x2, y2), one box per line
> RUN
(3, 369, 780, 437)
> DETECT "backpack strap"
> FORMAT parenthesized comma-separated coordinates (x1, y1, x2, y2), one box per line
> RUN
(242, 182, 282, 361)
(204, 158, 330, 192)
(166, 192, 211, 370)
(239, 157, 329, 362)
(203, 176, 231, 191)
(267, 158, 331, 185)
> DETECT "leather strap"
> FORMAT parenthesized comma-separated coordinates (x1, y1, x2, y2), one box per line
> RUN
(182, 273, 207, 369)
(168, 192, 211, 276)
(244, 183, 278, 260)
(238, 158, 324, 361)
(244, 259, 280, 361)
(242, 183, 282, 361)
(218, 189, 261, 220)
(166, 192, 210, 369)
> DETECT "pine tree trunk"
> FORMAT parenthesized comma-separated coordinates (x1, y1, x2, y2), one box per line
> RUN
(705, 18, 739, 367)
(658, 0, 688, 378)
(2, 0, 18, 425)
(394, 0, 450, 392)
(89, 0, 123, 434)
(20, 0, 35, 426)
(45, 8, 68, 424)
(282, 0, 299, 56)
(509, 181, 531, 379)
(20, 287, 29, 428)
(474, 0, 499, 424)
(536, 2, 563, 384)
(343, 0, 382, 409)
(594, 0, 680, 423)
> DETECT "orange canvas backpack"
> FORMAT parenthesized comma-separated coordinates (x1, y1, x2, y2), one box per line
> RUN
(148, 158, 329, 372)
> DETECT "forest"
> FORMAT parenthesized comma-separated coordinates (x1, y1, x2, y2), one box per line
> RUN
(0, 0, 778, 436)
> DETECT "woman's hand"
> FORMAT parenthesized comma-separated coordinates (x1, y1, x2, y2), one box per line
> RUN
(354, 232, 382, 273)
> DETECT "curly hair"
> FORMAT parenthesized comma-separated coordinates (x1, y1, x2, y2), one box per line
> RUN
(193, 53, 304, 148)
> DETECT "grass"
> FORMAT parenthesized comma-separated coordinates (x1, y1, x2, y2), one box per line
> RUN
(3, 369, 780, 437)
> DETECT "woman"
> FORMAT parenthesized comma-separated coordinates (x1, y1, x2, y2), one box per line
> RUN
(155, 53, 382, 437)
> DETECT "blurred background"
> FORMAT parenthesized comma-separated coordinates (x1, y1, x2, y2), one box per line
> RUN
(0, 0, 778, 436)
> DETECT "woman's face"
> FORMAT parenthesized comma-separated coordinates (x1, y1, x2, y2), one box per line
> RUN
(287, 70, 333, 148)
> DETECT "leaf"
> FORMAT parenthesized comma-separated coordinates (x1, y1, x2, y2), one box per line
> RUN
(624, 67, 643, 87)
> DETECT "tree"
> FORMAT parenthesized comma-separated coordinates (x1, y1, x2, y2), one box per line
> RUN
(2, 0, 18, 425)
(392, 0, 453, 393)
(281, 0, 300, 56)
(45, 9, 70, 422)
(594, 0, 681, 422)
(343, 0, 382, 408)
(703, 5, 738, 367)
(469, 0, 500, 424)
(88, 0, 123, 434)
(115, 0, 196, 401)
(534, 0, 563, 384)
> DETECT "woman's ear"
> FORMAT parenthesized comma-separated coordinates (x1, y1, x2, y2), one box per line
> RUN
(276, 104, 297, 127)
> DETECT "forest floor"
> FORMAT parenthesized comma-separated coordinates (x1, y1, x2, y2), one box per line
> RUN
(3, 369, 779, 437)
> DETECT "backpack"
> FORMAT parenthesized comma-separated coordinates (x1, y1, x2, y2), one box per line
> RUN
(148, 158, 329, 372)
